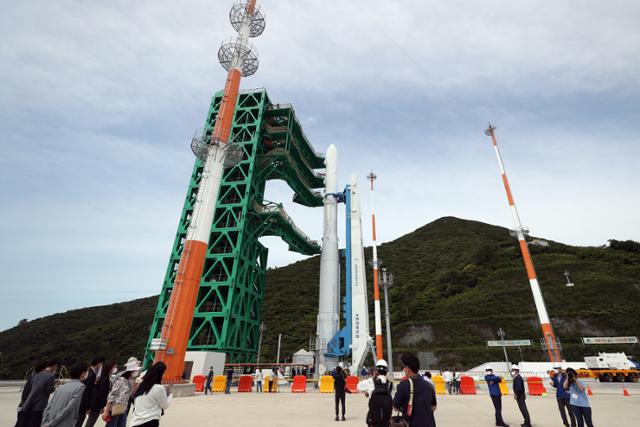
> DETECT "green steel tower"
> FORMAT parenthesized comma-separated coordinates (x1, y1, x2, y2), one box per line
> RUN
(144, 89, 324, 366)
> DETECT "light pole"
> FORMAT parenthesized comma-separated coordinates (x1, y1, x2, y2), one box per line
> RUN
(381, 268, 394, 373)
(257, 322, 265, 364)
(498, 328, 510, 369)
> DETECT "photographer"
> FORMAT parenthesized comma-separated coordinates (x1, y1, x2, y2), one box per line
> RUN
(563, 368, 594, 427)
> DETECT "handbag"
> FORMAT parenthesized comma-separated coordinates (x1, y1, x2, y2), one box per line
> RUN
(111, 403, 127, 416)
(390, 377, 414, 427)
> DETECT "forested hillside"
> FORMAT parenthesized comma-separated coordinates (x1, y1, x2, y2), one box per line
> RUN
(2, 217, 639, 379)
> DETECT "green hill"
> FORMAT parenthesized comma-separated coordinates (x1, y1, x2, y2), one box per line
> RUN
(2, 217, 639, 379)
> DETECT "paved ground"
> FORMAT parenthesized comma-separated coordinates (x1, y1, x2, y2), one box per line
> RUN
(2, 386, 638, 427)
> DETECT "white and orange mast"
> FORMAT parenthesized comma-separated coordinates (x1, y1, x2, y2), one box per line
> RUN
(367, 171, 384, 361)
(153, 0, 265, 381)
(485, 124, 562, 363)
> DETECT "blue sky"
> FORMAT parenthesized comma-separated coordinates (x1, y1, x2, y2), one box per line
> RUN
(1, 0, 638, 331)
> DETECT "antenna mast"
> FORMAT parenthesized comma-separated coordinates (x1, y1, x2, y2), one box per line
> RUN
(153, 0, 265, 381)
(485, 124, 562, 363)
(367, 171, 384, 361)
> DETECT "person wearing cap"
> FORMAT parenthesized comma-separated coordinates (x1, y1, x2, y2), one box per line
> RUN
(103, 361, 141, 427)
(550, 367, 576, 427)
(511, 365, 531, 427)
(484, 365, 509, 427)
(357, 359, 394, 427)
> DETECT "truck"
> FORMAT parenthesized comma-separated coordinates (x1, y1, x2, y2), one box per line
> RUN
(577, 352, 640, 382)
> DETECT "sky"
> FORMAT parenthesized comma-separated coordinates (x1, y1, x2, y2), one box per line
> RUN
(1, 0, 638, 331)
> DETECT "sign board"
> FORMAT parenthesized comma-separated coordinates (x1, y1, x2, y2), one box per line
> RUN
(581, 336, 638, 345)
(487, 339, 532, 347)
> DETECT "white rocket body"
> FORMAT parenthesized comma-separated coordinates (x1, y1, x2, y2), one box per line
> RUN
(317, 144, 339, 370)
(349, 175, 371, 371)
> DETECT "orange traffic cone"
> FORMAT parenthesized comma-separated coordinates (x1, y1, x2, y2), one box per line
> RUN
(623, 387, 630, 397)
(587, 386, 593, 396)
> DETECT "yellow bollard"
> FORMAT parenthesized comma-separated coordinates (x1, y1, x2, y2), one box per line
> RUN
(320, 375, 335, 393)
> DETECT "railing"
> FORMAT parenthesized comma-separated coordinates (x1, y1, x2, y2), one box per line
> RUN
(254, 201, 319, 248)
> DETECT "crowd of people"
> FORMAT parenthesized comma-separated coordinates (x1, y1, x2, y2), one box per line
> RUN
(15, 356, 172, 427)
(484, 364, 595, 427)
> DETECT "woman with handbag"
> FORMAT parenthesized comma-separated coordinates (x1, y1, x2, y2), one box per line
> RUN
(103, 361, 141, 427)
(129, 362, 172, 427)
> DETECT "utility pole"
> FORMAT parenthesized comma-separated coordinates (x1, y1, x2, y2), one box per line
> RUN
(276, 333, 282, 364)
(485, 124, 562, 363)
(498, 328, 510, 369)
(381, 268, 394, 372)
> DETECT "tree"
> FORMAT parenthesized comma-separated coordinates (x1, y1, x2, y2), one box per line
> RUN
(17, 319, 28, 326)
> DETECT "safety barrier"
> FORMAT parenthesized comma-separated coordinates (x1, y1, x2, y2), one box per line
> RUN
(291, 375, 307, 393)
(499, 377, 509, 395)
(192, 375, 206, 392)
(212, 375, 227, 393)
(237, 375, 253, 392)
(526, 376, 546, 396)
(263, 376, 279, 393)
(346, 375, 359, 393)
(320, 375, 334, 393)
(460, 376, 477, 395)
(432, 375, 446, 395)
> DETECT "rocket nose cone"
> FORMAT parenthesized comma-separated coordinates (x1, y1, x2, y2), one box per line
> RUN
(326, 144, 337, 162)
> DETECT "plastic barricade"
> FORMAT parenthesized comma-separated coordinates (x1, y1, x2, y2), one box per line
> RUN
(237, 375, 253, 392)
(320, 375, 335, 393)
(192, 375, 206, 392)
(212, 375, 227, 393)
(459, 376, 476, 395)
(346, 375, 359, 393)
(432, 375, 446, 395)
(499, 378, 509, 395)
(263, 376, 279, 393)
(291, 375, 307, 393)
(526, 376, 546, 396)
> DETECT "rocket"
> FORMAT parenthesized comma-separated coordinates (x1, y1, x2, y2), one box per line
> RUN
(349, 174, 371, 370)
(317, 144, 340, 370)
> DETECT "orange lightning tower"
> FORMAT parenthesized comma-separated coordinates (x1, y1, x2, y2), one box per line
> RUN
(367, 171, 384, 361)
(485, 124, 562, 363)
(152, 0, 265, 381)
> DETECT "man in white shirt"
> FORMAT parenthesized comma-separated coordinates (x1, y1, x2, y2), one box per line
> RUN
(443, 370, 453, 394)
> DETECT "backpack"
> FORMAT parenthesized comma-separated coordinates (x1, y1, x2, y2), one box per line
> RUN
(367, 378, 393, 426)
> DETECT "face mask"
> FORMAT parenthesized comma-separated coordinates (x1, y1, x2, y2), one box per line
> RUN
(486, 371, 492, 375)
(511, 371, 517, 377)
(111, 368, 117, 375)
(132, 371, 140, 378)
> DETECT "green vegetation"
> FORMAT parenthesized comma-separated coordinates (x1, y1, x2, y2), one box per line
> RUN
(1, 217, 639, 379)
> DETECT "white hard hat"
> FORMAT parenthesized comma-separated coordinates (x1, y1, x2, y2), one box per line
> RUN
(485, 365, 493, 371)
(376, 359, 388, 369)
(511, 365, 520, 371)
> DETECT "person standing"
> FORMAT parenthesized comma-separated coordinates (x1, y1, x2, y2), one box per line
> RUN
(255, 369, 263, 393)
(103, 361, 140, 427)
(550, 367, 576, 427)
(443, 369, 453, 394)
(85, 361, 116, 427)
(15, 360, 47, 427)
(75, 356, 105, 427)
(225, 367, 233, 394)
(41, 363, 88, 427)
(484, 366, 509, 427)
(204, 367, 214, 395)
(453, 372, 461, 394)
(564, 368, 594, 427)
(511, 365, 531, 427)
(129, 362, 172, 427)
(268, 368, 275, 393)
(393, 353, 437, 427)
(358, 359, 393, 427)
(332, 366, 347, 421)
(16, 360, 59, 427)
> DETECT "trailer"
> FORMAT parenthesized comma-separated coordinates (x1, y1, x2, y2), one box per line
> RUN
(577, 352, 640, 382)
